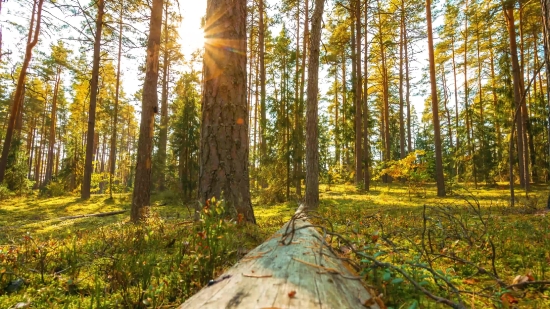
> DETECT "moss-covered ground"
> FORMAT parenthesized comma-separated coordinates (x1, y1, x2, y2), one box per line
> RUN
(0, 183, 549, 308)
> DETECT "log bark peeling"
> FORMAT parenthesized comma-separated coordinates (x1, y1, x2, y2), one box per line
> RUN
(179, 208, 379, 308)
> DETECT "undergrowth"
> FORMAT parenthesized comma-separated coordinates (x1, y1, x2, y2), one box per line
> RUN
(1, 183, 549, 308)
(0, 198, 270, 308)
(314, 184, 550, 308)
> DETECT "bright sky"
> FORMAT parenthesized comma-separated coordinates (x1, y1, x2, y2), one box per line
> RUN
(180, 2, 207, 59)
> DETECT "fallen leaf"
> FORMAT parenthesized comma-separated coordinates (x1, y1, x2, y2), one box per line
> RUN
(463, 278, 478, 285)
(363, 297, 376, 307)
(501, 293, 519, 306)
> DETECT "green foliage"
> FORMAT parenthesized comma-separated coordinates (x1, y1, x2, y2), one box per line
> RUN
(0, 184, 13, 201)
(375, 150, 430, 199)
(0, 195, 263, 308)
(317, 184, 550, 308)
(43, 180, 66, 197)
(4, 143, 33, 196)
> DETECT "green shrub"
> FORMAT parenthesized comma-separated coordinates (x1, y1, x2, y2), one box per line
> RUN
(43, 180, 66, 197)
(0, 184, 13, 201)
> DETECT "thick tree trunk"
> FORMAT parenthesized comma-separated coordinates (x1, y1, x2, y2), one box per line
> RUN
(199, 0, 255, 223)
(81, 0, 104, 199)
(426, 0, 445, 197)
(131, 0, 163, 222)
(305, 0, 324, 210)
(0, 0, 44, 183)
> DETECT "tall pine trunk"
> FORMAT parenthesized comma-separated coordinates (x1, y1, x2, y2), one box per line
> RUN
(305, 0, 324, 210)
(110, 4, 123, 198)
(259, 0, 267, 188)
(81, 0, 104, 199)
(426, 0, 445, 197)
(199, 0, 255, 223)
(354, 0, 363, 186)
(158, 1, 170, 192)
(131, 0, 164, 222)
(363, 0, 370, 190)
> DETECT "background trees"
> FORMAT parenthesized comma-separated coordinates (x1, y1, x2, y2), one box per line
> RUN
(0, 0, 549, 213)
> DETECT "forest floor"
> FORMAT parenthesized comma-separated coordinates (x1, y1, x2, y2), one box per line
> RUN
(0, 182, 549, 308)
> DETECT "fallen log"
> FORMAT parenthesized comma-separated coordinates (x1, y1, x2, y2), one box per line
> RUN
(179, 207, 380, 309)
(54, 210, 127, 221)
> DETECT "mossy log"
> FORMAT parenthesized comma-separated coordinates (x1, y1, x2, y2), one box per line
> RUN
(179, 208, 380, 309)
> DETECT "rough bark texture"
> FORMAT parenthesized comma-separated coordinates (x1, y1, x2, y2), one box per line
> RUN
(0, 0, 44, 183)
(131, 0, 163, 222)
(199, 0, 255, 223)
(426, 0, 445, 197)
(81, 0, 104, 200)
(305, 0, 324, 210)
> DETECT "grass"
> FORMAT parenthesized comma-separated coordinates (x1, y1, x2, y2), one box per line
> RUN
(0, 182, 549, 308)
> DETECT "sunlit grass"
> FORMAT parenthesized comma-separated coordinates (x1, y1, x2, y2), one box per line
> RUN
(0, 182, 548, 308)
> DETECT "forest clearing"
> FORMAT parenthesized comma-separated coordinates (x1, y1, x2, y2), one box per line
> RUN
(1, 184, 550, 308)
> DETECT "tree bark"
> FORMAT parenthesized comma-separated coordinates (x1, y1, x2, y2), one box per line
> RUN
(0, 0, 44, 183)
(131, 0, 163, 222)
(426, 0, 445, 197)
(363, 0, 370, 190)
(81, 0, 105, 199)
(305, 0, 324, 210)
(354, 0, 363, 185)
(259, 0, 267, 189)
(110, 4, 123, 198)
(199, 0, 255, 223)
(542, 0, 550, 174)
(399, 0, 406, 159)
(158, 1, 170, 192)
(504, 5, 529, 190)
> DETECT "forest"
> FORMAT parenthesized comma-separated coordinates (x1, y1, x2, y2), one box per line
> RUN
(1, 0, 550, 307)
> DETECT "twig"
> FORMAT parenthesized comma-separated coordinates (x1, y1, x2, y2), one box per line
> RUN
(242, 273, 272, 278)
(505, 280, 550, 290)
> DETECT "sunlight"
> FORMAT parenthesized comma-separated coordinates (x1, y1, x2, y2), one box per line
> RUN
(180, 2, 207, 58)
